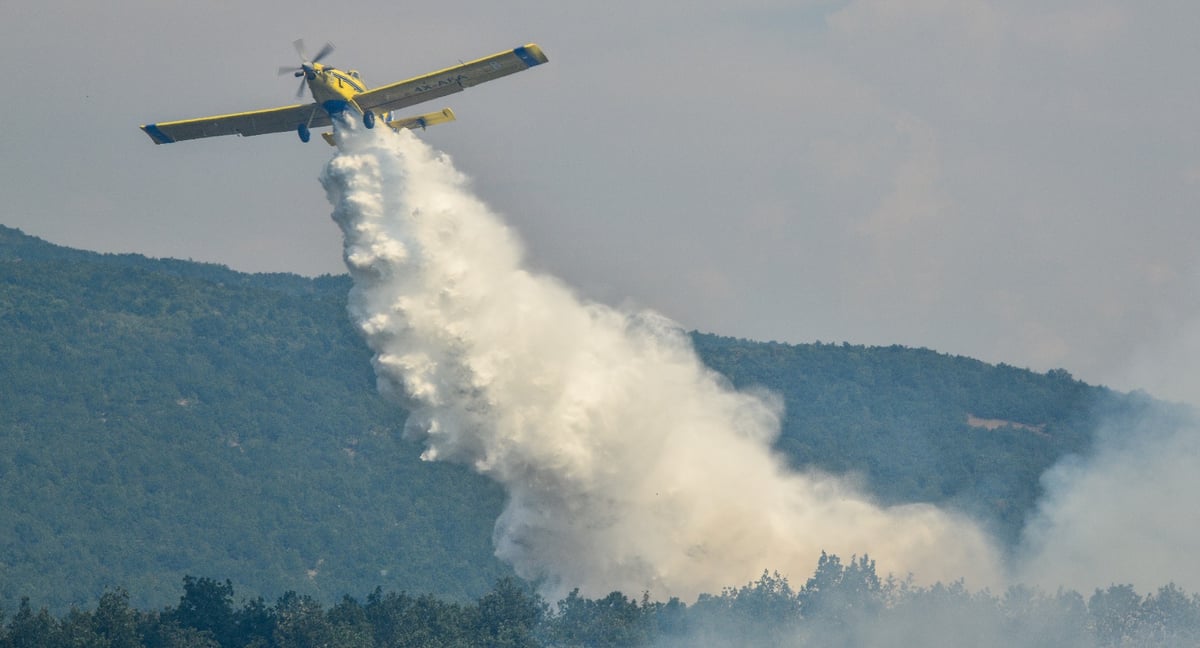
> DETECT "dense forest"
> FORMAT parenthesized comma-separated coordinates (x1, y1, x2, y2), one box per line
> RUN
(4, 555, 1199, 647)
(0, 224, 1182, 615)
(0, 226, 511, 610)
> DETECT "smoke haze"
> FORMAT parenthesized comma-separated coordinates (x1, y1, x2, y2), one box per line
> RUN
(1015, 400, 1200, 594)
(320, 124, 1003, 601)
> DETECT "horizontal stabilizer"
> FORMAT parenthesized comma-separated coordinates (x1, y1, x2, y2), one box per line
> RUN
(319, 108, 458, 145)
(387, 107, 457, 131)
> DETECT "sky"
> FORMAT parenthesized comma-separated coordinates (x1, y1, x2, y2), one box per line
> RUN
(3, 0, 1199, 403)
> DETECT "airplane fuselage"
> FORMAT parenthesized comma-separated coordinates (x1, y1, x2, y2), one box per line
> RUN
(293, 63, 389, 141)
(303, 63, 370, 117)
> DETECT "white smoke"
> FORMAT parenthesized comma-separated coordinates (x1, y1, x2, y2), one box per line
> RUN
(1016, 402, 1200, 594)
(321, 123, 1003, 601)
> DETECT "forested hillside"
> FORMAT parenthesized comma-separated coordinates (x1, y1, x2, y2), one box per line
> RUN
(0, 225, 1155, 612)
(0, 226, 512, 611)
(692, 335, 1146, 544)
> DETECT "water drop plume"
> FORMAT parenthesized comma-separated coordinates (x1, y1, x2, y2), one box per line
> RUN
(321, 125, 1002, 600)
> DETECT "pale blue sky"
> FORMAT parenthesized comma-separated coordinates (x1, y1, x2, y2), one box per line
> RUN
(3, 0, 1198, 402)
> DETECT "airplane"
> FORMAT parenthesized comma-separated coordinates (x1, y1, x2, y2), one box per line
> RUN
(140, 40, 548, 145)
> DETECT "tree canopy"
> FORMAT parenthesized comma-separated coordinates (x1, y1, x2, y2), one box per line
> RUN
(5, 559, 1200, 648)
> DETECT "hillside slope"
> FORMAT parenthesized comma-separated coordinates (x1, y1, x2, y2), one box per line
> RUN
(692, 335, 1140, 542)
(0, 226, 512, 610)
(0, 225, 1152, 611)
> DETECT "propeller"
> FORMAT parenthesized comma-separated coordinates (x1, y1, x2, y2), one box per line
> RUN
(278, 39, 335, 98)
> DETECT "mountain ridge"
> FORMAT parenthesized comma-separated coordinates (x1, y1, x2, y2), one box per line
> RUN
(0, 224, 1157, 611)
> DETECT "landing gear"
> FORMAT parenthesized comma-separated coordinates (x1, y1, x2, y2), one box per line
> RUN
(363, 110, 376, 129)
(297, 123, 311, 143)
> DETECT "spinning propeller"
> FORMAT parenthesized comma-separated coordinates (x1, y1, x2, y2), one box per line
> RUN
(278, 39, 335, 98)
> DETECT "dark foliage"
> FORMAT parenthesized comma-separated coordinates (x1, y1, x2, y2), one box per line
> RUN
(4, 561, 1200, 647)
(0, 226, 510, 611)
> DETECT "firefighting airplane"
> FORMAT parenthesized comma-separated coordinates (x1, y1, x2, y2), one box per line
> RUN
(140, 40, 548, 145)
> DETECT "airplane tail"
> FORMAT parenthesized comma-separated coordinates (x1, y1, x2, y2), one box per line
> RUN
(321, 108, 457, 145)
(386, 107, 457, 131)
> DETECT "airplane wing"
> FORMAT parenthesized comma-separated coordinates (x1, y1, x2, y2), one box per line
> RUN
(141, 103, 331, 144)
(354, 44, 548, 115)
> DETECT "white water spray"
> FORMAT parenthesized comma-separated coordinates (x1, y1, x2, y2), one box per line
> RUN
(321, 124, 1003, 600)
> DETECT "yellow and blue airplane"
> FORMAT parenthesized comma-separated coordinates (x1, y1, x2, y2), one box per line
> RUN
(141, 40, 548, 145)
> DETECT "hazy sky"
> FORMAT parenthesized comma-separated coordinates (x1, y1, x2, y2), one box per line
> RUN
(3, 1, 1198, 402)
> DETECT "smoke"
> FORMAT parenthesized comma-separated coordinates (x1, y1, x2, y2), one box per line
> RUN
(1013, 258, 1200, 594)
(320, 124, 1002, 601)
(1015, 399, 1200, 594)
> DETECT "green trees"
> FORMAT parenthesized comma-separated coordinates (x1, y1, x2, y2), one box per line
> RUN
(273, 592, 341, 648)
(1, 590, 148, 648)
(2, 598, 57, 648)
(1087, 583, 1200, 647)
(476, 578, 543, 648)
(170, 577, 236, 646)
(686, 570, 801, 646)
(363, 588, 473, 647)
(1090, 584, 1144, 646)
(3, 564, 1200, 647)
(93, 589, 142, 648)
(798, 553, 882, 631)
(541, 589, 650, 646)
